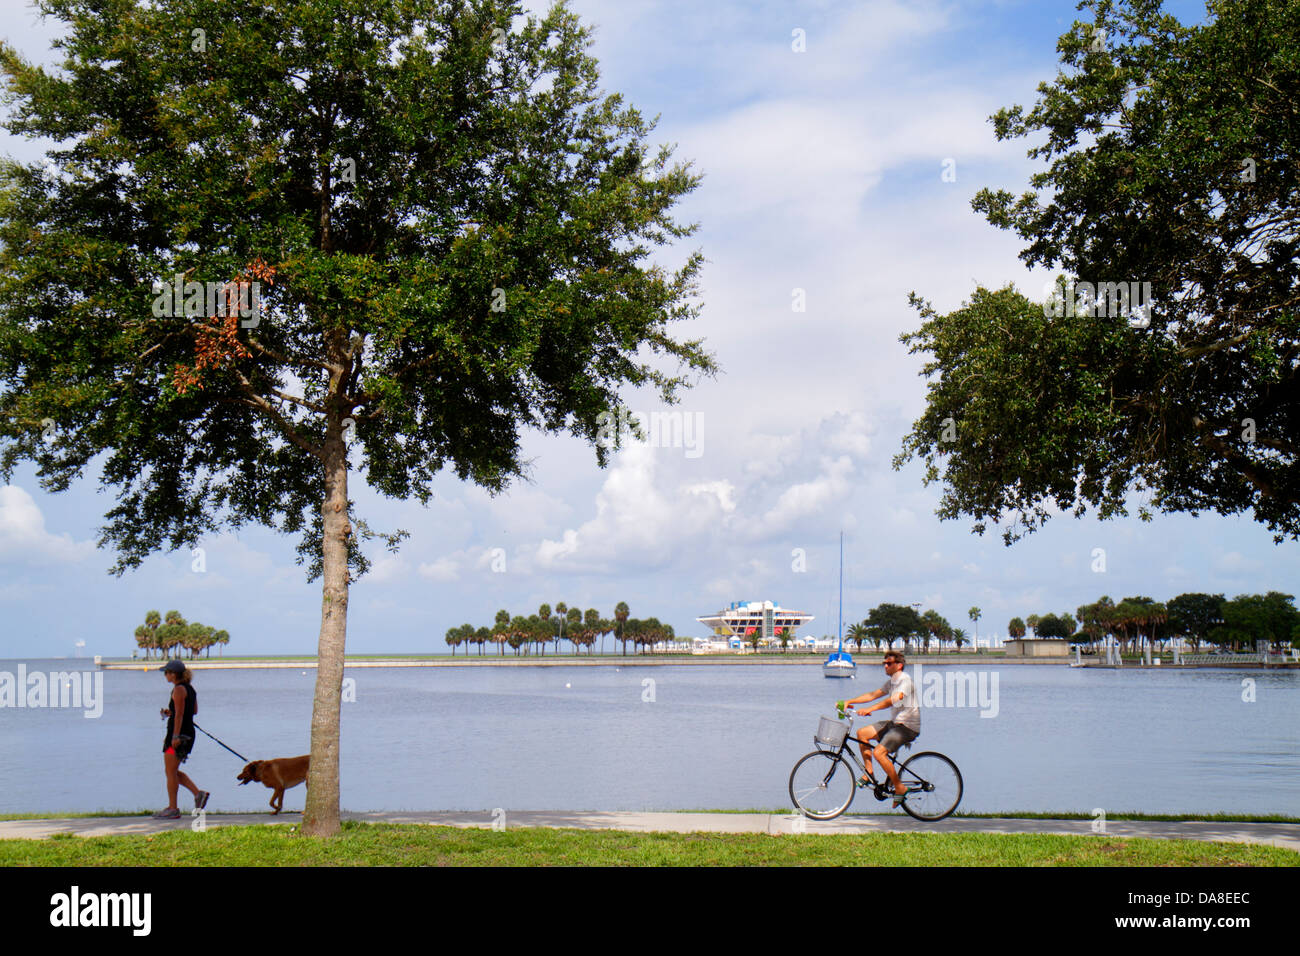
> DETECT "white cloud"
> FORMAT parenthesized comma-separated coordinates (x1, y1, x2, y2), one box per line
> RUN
(761, 454, 855, 529)
(0, 486, 95, 565)
(685, 480, 737, 513)
(370, 556, 411, 584)
(418, 556, 460, 582)
(533, 441, 738, 572)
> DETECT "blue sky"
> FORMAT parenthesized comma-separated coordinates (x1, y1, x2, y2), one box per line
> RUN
(3, 0, 1293, 660)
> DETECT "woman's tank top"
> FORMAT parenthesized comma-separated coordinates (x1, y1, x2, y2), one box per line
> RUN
(164, 682, 198, 746)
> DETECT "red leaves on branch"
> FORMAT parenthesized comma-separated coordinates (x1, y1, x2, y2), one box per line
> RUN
(172, 259, 276, 395)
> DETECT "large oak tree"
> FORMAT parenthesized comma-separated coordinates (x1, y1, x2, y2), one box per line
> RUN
(0, 0, 714, 835)
(895, 0, 1299, 543)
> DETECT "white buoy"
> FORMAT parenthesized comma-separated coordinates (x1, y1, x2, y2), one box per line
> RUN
(565, 682, 571, 688)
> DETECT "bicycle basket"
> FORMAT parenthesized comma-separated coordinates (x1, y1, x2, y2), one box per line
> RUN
(815, 716, 848, 747)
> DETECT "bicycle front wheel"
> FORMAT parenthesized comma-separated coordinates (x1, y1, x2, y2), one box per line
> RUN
(789, 750, 856, 820)
(897, 751, 962, 821)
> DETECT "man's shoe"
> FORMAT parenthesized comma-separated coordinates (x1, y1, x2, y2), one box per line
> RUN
(152, 807, 181, 819)
(195, 791, 210, 810)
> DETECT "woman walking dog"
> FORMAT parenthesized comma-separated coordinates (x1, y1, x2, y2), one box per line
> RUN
(155, 660, 209, 819)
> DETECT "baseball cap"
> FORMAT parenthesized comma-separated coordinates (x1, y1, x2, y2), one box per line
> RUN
(159, 660, 186, 674)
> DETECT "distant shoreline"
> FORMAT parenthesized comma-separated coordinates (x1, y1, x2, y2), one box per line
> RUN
(97, 653, 1066, 670)
(10, 650, 1289, 670)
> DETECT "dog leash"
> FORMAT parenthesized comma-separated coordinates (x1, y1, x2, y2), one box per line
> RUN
(193, 722, 251, 763)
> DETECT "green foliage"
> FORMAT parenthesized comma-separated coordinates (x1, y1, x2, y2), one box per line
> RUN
(1167, 593, 1224, 651)
(1215, 592, 1300, 651)
(2, 820, 1295, 867)
(135, 607, 227, 657)
(895, 0, 1300, 543)
(1034, 614, 1075, 640)
(865, 603, 925, 649)
(0, 0, 716, 580)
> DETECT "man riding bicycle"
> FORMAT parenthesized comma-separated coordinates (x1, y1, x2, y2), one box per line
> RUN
(838, 651, 919, 806)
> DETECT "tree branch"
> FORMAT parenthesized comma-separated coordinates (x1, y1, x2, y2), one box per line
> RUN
(231, 371, 324, 461)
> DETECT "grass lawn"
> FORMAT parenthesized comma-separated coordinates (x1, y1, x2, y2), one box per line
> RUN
(0, 821, 1295, 866)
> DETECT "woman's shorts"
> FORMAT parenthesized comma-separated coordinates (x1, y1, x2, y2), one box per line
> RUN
(164, 735, 194, 764)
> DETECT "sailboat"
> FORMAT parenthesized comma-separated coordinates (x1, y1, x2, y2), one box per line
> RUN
(823, 531, 855, 678)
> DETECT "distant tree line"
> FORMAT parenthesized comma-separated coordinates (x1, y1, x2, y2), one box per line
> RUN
(831, 593, 1300, 657)
(838, 604, 970, 655)
(1012, 593, 1300, 654)
(134, 610, 230, 659)
(444, 602, 676, 656)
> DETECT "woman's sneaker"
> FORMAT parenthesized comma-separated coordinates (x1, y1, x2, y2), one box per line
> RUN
(152, 807, 181, 819)
(195, 791, 210, 810)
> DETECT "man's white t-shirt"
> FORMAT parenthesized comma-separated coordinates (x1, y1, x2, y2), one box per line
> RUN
(877, 670, 920, 732)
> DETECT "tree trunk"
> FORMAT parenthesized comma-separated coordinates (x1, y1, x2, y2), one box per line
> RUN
(303, 397, 350, 838)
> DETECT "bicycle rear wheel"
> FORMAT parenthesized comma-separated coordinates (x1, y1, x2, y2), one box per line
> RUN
(896, 751, 962, 821)
(789, 750, 856, 820)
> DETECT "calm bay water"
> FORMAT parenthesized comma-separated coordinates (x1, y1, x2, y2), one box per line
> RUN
(2, 659, 1298, 816)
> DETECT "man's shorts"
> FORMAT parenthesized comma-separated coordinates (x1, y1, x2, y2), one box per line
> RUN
(868, 721, 918, 754)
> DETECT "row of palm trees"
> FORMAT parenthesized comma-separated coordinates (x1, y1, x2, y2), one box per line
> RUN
(133, 609, 230, 658)
(1009, 592, 1300, 655)
(444, 602, 677, 656)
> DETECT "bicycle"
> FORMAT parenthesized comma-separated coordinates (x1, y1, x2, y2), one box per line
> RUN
(788, 710, 963, 822)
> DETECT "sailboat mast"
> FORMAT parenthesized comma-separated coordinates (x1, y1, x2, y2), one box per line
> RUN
(837, 531, 844, 652)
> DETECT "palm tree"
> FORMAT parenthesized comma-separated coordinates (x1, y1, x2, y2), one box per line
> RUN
(952, 627, 968, 652)
(583, 609, 600, 655)
(507, 616, 529, 655)
(968, 607, 981, 654)
(1077, 596, 1115, 653)
(864, 620, 883, 652)
(492, 610, 510, 657)
(846, 622, 867, 652)
(135, 609, 162, 659)
(444, 626, 461, 656)
(1109, 601, 1139, 656)
(1008, 617, 1026, 639)
(937, 618, 952, 655)
(554, 602, 568, 655)
(456, 623, 474, 657)
(537, 604, 552, 656)
(643, 618, 666, 655)
(921, 610, 949, 655)
(615, 601, 630, 656)
(1123, 597, 1166, 658)
(566, 606, 582, 655)
(1026, 614, 1041, 638)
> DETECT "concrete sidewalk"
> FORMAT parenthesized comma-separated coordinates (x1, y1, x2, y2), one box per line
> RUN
(2, 811, 1297, 852)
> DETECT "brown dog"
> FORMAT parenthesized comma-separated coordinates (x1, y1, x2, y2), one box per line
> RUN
(236, 756, 310, 814)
